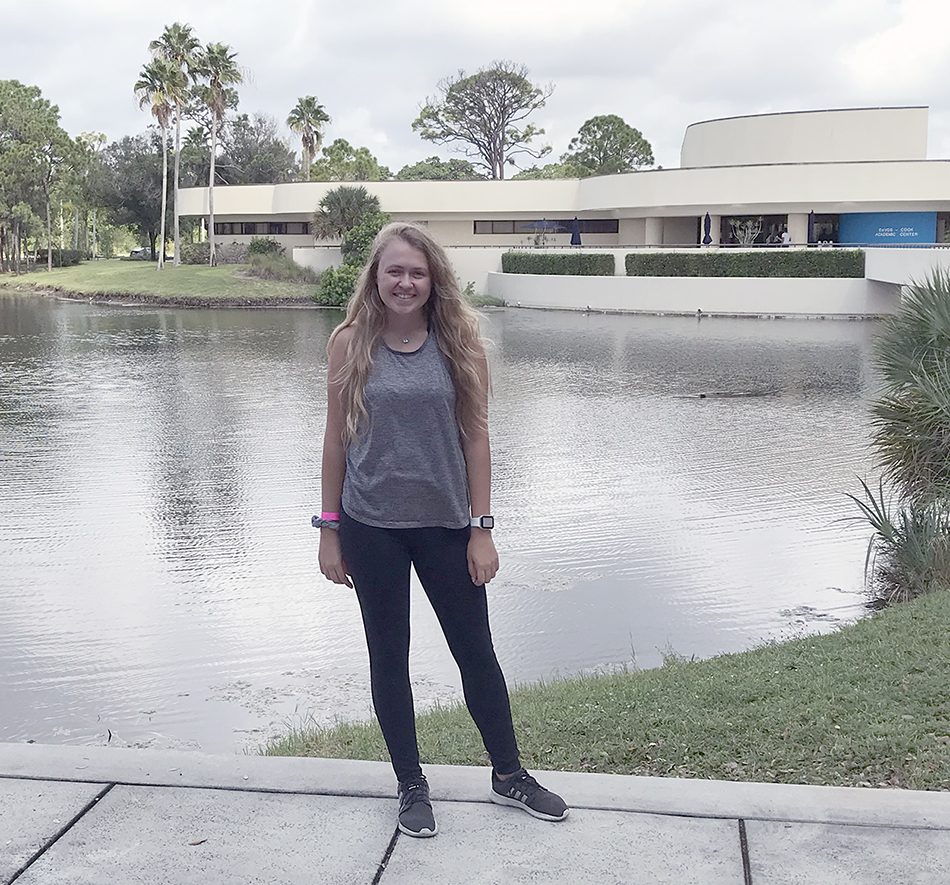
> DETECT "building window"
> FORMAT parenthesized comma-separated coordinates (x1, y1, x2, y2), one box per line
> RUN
(215, 221, 310, 236)
(579, 220, 619, 234)
(474, 219, 618, 235)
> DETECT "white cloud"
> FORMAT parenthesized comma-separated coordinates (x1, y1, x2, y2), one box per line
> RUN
(5, 0, 950, 167)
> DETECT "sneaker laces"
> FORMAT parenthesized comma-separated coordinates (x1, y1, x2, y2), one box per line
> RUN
(502, 769, 544, 799)
(399, 778, 430, 809)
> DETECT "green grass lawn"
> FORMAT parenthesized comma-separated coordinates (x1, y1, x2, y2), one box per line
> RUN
(0, 260, 317, 305)
(265, 590, 950, 790)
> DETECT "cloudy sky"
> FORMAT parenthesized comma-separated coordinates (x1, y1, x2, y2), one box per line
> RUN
(6, 0, 950, 171)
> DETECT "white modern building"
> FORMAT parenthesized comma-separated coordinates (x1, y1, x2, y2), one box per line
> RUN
(177, 106, 950, 316)
(178, 106, 950, 252)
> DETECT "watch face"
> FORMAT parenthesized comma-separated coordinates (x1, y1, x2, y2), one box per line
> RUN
(482, 516, 494, 529)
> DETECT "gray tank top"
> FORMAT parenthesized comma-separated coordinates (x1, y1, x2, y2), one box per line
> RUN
(342, 332, 470, 529)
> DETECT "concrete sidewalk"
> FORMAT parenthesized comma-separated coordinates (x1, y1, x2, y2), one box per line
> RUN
(0, 743, 947, 884)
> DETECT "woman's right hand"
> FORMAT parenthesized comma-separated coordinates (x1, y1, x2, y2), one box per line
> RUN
(318, 530, 353, 588)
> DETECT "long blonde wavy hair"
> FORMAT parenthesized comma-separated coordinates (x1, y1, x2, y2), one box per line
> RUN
(327, 222, 487, 446)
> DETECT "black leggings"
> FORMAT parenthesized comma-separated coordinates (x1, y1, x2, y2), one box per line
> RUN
(339, 510, 520, 782)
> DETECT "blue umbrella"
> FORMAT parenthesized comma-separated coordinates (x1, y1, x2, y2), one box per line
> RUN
(807, 210, 816, 244)
(570, 217, 582, 246)
(702, 212, 712, 245)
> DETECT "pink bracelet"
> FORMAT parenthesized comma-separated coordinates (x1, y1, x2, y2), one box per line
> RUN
(321, 511, 341, 521)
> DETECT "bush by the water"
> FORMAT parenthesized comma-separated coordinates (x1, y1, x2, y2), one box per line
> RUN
(341, 212, 391, 267)
(317, 263, 362, 307)
(313, 210, 391, 306)
(245, 252, 320, 284)
(502, 252, 614, 276)
(849, 268, 950, 604)
(248, 237, 285, 257)
(625, 250, 865, 278)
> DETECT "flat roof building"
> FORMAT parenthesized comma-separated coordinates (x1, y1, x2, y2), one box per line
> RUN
(177, 106, 950, 252)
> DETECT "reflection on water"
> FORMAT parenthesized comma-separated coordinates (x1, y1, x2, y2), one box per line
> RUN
(0, 293, 879, 753)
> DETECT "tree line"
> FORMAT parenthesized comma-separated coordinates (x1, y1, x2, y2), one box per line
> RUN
(1, 25, 654, 272)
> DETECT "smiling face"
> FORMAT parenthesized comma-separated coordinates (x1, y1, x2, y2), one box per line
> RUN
(376, 237, 432, 319)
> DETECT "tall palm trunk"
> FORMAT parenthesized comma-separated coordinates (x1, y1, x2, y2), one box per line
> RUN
(173, 107, 182, 266)
(46, 198, 52, 272)
(208, 119, 217, 266)
(158, 125, 168, 269)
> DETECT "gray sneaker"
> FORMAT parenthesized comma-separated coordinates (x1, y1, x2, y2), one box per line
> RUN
(490, 768, 569, 821)
(397, 776, 437, 837)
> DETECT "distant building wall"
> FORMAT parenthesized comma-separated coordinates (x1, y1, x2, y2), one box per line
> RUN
(486, 273, 899, 317)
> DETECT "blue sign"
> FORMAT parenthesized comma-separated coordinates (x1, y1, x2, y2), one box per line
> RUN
(838, 212, 937, 245)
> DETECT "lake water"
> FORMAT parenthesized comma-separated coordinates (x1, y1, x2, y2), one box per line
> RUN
(0, 293, 880, 753)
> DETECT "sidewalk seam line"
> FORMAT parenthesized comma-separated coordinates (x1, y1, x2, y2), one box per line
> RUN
(370, 828, 400, 885)
(5, 782, 115, 885)
(738, 819, 753, 885)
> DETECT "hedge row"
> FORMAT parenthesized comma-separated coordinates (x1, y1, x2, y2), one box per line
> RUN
(180, 242, 249, 265)
(625, 250, 865, 278)
(34, 248, 84, 267)
(501, 252, 614, 276)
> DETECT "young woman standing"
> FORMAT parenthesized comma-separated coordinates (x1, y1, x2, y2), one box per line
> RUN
(315, 222, 568, 837)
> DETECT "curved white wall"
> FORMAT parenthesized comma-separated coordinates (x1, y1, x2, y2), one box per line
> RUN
(180, 158, 950, 226)
(680, 108, 928, 168)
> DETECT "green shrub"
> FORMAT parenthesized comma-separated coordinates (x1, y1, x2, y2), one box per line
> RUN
(181, 242, 249, 264)
(248, 237, 285, 256)
(216, 242, 249, 264)
(625, 250, 865, 278)
(316, 263, 362, 307)
(847, 480, 950, 605)
(180, 242, 210, 265)
(501, 252, 614, 275)
(848, 269, 950, 605)
(34, 248, 84, 267)
(341, 212, 390, 266)
(246, 252, 320, 284)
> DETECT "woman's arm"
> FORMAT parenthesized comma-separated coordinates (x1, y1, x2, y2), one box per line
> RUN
(319, 327, 353, 588)
(462, 346, 499, 586)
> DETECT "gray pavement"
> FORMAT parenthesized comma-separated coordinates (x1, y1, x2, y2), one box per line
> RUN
(1, 743, 948, 884)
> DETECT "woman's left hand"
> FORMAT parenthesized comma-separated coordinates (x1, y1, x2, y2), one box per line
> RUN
(467, 529, 499, 586)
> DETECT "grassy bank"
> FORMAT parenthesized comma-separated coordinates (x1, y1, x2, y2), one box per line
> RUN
(0, 260, 318, 306)
(265, 591, 950, 790)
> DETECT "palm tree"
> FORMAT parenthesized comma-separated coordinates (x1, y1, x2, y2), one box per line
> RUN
(870, 269, 950, 504)
(134, 58, 179, 268)
(312, 185, 381, 240)
(180, 125, 210, 188)
(287, 97, 330, 182)
(149, 22, 202, 267)
(847, 269, 950, 603)
(192, 42, 242, 266)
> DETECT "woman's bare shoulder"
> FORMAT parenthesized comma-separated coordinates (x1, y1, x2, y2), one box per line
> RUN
(329, 324, 358, 355)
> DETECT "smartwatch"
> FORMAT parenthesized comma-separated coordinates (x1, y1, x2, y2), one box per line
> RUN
(470, 515, 494, 529)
